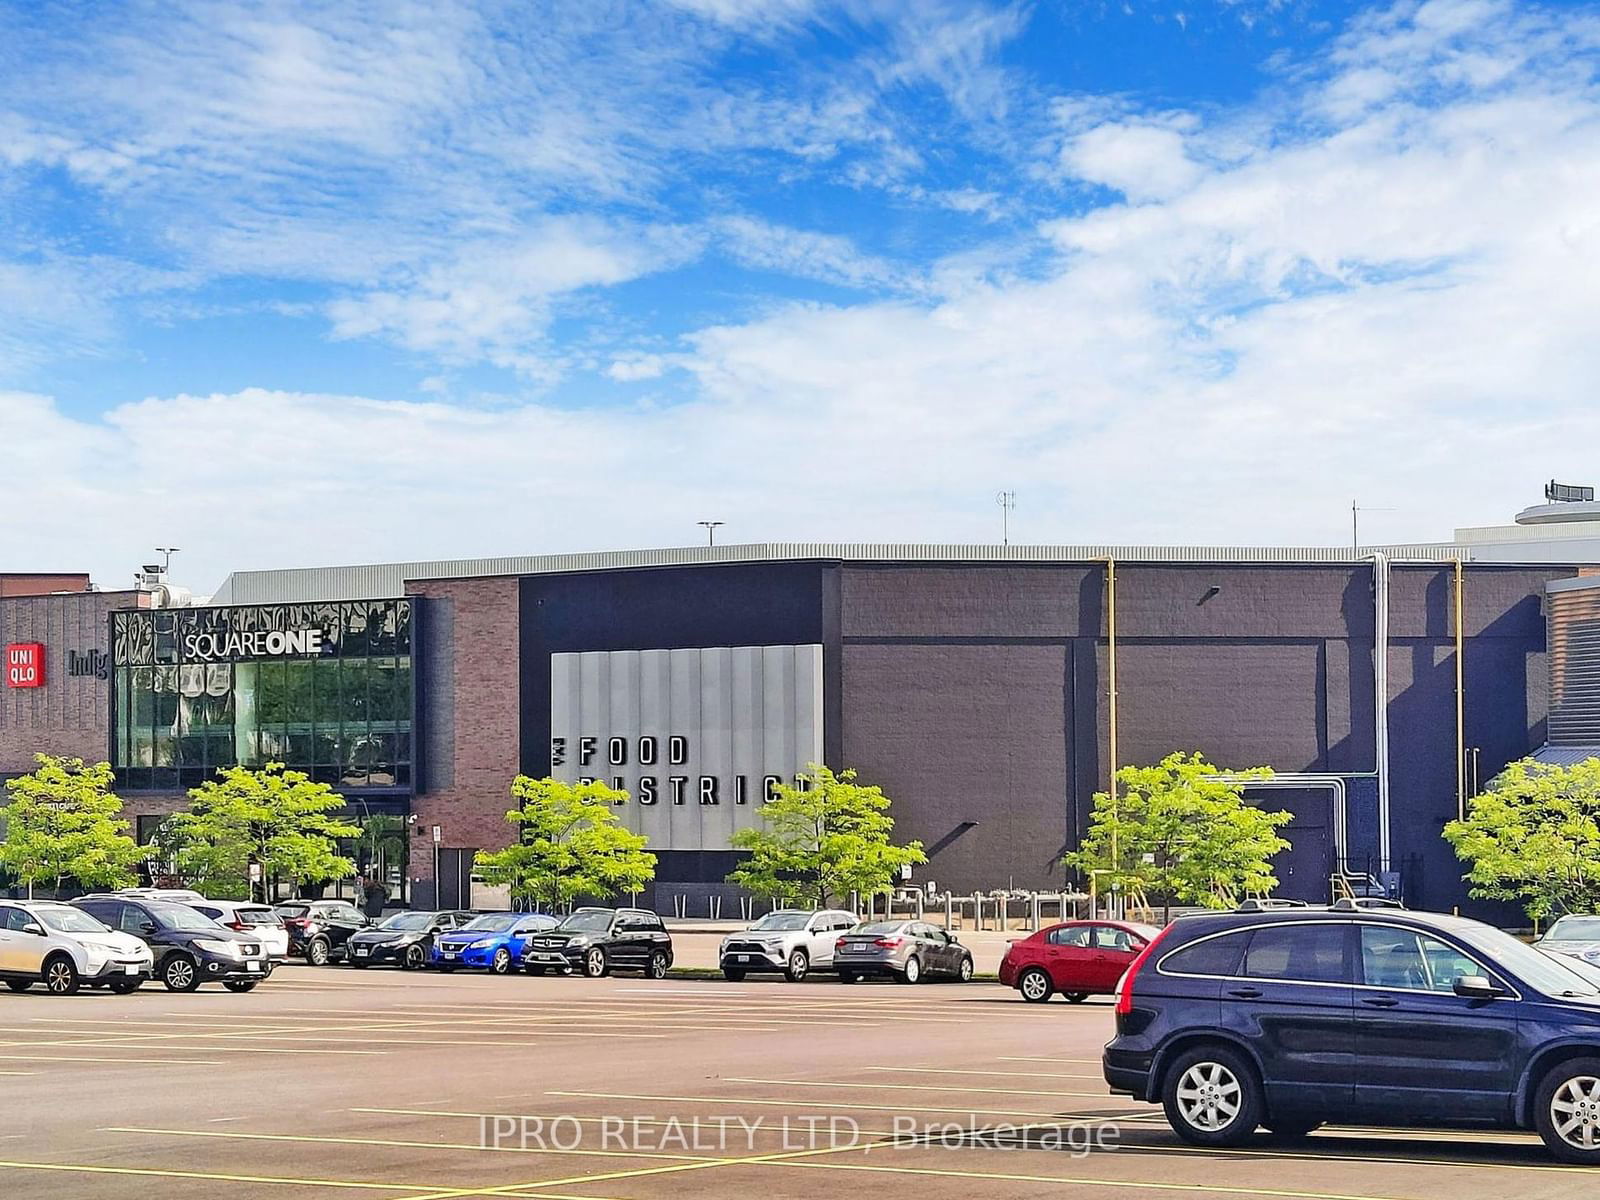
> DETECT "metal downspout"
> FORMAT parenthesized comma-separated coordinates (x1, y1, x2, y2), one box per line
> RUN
(1371, 552, 1391, 873)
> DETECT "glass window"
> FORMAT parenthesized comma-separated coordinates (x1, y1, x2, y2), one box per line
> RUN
(1360, 927, 1427, 989)
(342, 658, 369, 725)
(1094, 925, 1138, 951)
(0, 907, 28, 932)
(1419, 935, 1486, 993)
(117, 905, 150, 935)
(1048, 925, 1092, 947)
(1243, 924, 1351, 984)
(1162, 931, 1250, 978)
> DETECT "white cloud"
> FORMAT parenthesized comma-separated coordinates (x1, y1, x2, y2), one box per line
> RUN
(1060, 121, 1206, 202)
(607, 355, 668, 382)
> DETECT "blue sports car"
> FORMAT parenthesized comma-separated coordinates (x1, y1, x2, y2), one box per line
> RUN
(430, 912, 558, 974)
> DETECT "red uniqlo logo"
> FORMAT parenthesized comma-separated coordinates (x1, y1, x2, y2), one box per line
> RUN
(5, 643, 44, 688)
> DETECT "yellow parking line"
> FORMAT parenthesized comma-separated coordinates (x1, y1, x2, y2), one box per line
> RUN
(547, 1089, 1084, 1119)
(999, 1055, 1103, 1064)
(0, 1053, 226, 1066)
(0, 1159, 444, 1192)
(861, 1065, 1105, 1080)
(725, 1076, 1109, 1098)
(103, 1126, 720, 1164)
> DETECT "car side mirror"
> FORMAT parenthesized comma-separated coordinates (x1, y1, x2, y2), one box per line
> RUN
(139, 921, 157, 935)
(20, 922, 44, 937)
(1454, 974, 1504, 999)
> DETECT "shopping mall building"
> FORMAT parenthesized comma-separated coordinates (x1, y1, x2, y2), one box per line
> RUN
(7, 504, 1600, 917)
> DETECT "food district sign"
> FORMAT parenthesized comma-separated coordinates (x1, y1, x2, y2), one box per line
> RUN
(549, 644, 824, 852)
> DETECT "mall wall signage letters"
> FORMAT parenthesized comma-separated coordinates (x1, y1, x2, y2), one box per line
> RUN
(67, 648, 110, 679)
(5, 643, 44, 688)
(549, 644, 825, 852)
(181, 628, 325, 661)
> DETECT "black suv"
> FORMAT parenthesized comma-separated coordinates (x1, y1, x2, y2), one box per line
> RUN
(1104, 903, 1600, 1164)
(72, 896, 273, 992)
(521, 907, 673, 978)
(276, 900, 371, 965)
(344, 910, 471, 969)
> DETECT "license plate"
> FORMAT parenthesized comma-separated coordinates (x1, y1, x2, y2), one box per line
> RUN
(443, 951, 457, 958)
(354, 947, 369, 956)
(246, 961, 261, 972)
(124, 965, 140, 976)
(736, 955, 753, 963)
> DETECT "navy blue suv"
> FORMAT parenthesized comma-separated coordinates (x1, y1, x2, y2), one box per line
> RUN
(1104, 904, 1600, 1163)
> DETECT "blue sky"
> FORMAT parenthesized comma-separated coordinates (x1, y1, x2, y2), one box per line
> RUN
(4, 0, 1600, 591)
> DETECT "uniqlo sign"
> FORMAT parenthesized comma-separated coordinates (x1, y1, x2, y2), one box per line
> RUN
(5, 643, 45, 688)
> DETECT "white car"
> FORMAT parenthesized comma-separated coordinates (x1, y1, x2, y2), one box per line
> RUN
(720, 909, 859, 981)
(188, 900, 291, 960)
(0, 900, 155, 995)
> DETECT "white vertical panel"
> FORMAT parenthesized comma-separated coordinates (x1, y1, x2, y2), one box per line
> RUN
(731, 646, 762, 817)
(549, 653, 576, 784)
(667, 649, 701, 850)
(761, 645, 795, 799)
(700, 648, 735, 849)
(638, 649, 672, 844)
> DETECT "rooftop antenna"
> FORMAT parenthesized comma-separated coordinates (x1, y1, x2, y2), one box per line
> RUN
(995, 491, 1016, 546)
(1350, 501, 1394, 552)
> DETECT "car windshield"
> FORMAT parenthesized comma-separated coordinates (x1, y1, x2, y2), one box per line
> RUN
(850, 921, 905, 936)
(1455, 921, 1600, 997)
(463, 913, 519, 932)
(378, 912, 435, 931)
(36, 907, 108, 934)
(751, 912, 811, 932)
(1546, 917, 1600, 941)
(560, 910, 614, 933)
(151, 905, 223, 932)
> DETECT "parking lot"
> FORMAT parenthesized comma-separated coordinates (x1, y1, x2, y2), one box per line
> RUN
(0, 968, 1585, 1200)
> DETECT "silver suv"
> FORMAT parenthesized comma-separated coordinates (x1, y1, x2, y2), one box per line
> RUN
(720, 909, 858, 982)
(0, 900, 154, 995)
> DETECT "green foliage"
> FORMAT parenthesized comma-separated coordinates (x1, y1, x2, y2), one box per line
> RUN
(1444, 757, 1600, 921)
(474, 776, 657, 907)
(167, 763, 359, 900)
(1064, 752, 1290, 915)
(727, 764, 926, 908)
(0, 755, 146, 892)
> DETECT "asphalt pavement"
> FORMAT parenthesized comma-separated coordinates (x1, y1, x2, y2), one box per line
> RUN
(0, 964, 1584, 1199)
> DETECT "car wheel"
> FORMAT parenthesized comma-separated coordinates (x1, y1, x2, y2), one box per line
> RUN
(1064, 992, 1089, 1004)
(43, 956, 80, 996)
(1018, 968, 1053, 1003)
(1535, 1056, 1600, 1164)
(1162, 1045, 1263, 1147)
(404, 944, 426, 970)
(306, 938, 331, 967)
(899, 955, 922, 984)
(956, 955, 974, 983)
(647, 951, 670, 980)
(488, 948, 512, 975)
(784, 950, 809, 983)
(162, 955, 201, 993)
(4, 979, 32, 993)
(582, 948, 608, 978)
(107, 978, 142, 995)
(223, 980, 259, 993)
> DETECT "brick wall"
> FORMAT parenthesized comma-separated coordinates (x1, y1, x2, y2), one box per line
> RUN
(1, 591, 132, 775)
(405, 578, 521, 894)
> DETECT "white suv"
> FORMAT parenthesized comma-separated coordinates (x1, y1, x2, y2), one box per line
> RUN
(188, 901, 291, 960)
(720, 909, 859, 981)
(0, 901, 155, 995)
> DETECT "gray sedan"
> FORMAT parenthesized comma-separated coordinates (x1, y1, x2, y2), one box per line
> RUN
(834, 919, 974, 984)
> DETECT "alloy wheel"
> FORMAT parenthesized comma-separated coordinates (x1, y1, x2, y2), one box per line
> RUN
(492, 949, 511, 975)
(1176, 1062, 1243, 1132)
(45, 960, 77, 995)
(1020, 969, 1050, 1001)
(1551, 1075, 1600, 1150)
(165, 958, 197, 991)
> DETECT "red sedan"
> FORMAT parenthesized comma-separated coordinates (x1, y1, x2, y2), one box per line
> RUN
(998, 919, 1163, 1003)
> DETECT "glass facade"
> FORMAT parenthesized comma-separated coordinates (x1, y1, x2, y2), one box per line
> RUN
(111, 600, 413, 793)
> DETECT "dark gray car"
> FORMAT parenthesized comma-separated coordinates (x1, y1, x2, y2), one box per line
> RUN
(834, 919, 974, 984)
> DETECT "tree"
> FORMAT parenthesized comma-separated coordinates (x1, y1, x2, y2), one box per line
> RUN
(1064, 752, 1290, 920)
(0, 755, 146, 895)
(726, 764, 926, 908)
(167, 763, 358, 900)
(1444, 757, 1600, 921)
(474, 776, 656, 908)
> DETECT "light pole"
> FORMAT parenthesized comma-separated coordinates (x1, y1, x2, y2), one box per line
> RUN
(995, 492, 1015, 546)
(155, 547, 181, 575)
(697, 521, 724, 547)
